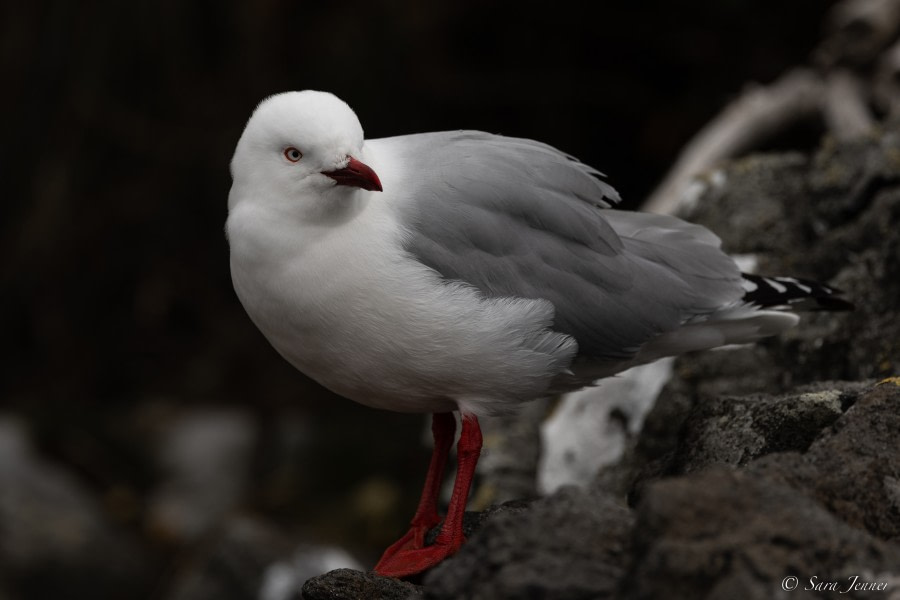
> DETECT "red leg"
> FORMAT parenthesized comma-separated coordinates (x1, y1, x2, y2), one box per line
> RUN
(374, 413, 456, 569)
(374, 413, 483, 578)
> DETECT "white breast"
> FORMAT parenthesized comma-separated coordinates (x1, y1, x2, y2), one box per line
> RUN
(226, 185, 578, 416)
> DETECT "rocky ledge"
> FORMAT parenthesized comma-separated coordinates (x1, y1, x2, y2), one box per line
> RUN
(304, 381, 900, 600)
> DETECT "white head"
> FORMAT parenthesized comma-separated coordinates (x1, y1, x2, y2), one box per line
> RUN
(228, 91, 382, 215)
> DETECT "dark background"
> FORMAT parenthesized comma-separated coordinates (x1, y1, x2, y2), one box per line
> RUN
(2, 0, 839, 581)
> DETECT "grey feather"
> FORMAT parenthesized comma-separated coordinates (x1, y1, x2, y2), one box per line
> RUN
(374, 131, 743, 361)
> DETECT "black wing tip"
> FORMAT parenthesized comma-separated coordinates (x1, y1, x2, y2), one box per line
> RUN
(741, 273, 854, 312)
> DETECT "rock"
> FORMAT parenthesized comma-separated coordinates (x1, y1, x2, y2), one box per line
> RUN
(0, 416, 149, 600)
(424, 487, 633, 600)
(301, 568, 423, 600)
(415, 382, 900, 600)
(750, 381, 900, 541)
(627, 467, 900, 600)
(620, 381, 900, 599)
(669, 382, 861, 474)
(683, 153, 811, 254)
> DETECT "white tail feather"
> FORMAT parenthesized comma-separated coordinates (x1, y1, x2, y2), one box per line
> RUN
(634, 309, 799, 365)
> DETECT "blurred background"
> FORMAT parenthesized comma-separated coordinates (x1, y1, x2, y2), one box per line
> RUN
(2, 1, 843, 598)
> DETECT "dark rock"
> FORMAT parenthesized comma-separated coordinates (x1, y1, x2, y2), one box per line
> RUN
(750, 381, 900, 542)
(415, 383, 900, 599)
(301, 568, 423, 600)
(626, 467, 900, 600)
(619, 349, 806, 504)
(685, 152, 811, 255)
(424, 488, 633, 600)
(669, 382, 861, 474)
(617, 381, 900, 599)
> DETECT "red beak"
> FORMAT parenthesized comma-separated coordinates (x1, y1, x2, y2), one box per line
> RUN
(322, 156, 383, 192)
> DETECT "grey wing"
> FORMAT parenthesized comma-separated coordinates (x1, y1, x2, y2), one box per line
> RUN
(376, 131, 743, 361)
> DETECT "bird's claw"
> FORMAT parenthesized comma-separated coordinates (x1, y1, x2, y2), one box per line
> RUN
(375, 524, 432, 562)
(373, 539, 463, 578)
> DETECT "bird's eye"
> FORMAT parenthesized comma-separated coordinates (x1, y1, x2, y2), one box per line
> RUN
(283, 147, 303, 162)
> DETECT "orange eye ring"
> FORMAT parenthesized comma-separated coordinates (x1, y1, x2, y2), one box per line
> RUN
(284, 147, 303, 162)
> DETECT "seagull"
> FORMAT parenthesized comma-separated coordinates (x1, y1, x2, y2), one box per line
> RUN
(226, 90, 851, 578)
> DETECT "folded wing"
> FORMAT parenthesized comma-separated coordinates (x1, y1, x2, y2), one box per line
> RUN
(374, 131, 744, 362)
